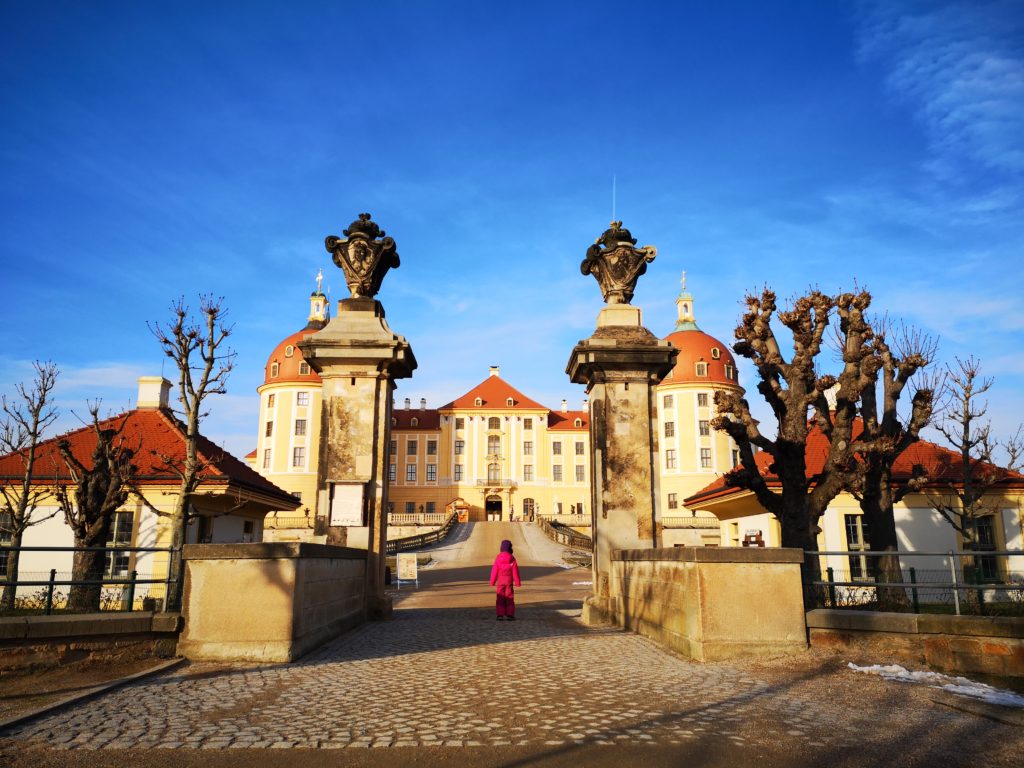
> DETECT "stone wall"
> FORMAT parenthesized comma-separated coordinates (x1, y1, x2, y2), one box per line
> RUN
(601, 546, 808, 661)
(807, 609, 1024, 679)
(177, 542, 365, 663)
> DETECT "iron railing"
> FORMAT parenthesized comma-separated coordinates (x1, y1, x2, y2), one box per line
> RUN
(0, 545, 181, 615)
(805, 549, 1024, 616)
(385, 512, 460, 554)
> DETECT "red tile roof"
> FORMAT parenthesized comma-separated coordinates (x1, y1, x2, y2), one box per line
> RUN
(0, 407, 299, 507)
(685, 422, 1024, 505)
(264, 328, 322, 386)
(441, 375, 547, 410)
(661, 329, 741, 387)
(548, 410, 589, 431)
(392, 409, 441, 430)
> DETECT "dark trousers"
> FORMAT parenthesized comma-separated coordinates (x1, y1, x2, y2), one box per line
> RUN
(495, 585, 515, 617)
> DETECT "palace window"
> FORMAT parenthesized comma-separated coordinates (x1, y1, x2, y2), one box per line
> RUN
(270, 362, 279, 377)
(427, 440, 437, 455)
(474, 397, 483, 406)
(406, 502, 416, 514)
(297, 391, 310, 406)
(267, 393, 275, 408)
(488, 416, 501, 430)
(406, 464, 417, 482)
(506, 397, 514, 407)
(411, 417, 418, 427)
(294, 419, 307, 436)
(697, 393, 709, 407)
(265, 421, 273, 437)
(552, 465, 563, 482)
(263, 449, 271, 469)
(665, 449, 677, 469)
(427, 464, 437, 482)
(523, 441, 533, 456)
(522, 498, 535, 517)
(488, 463, 500, 482)
(844, 514, 871, 580)
(724, 364, 734, 380)
(299, 362, 311, 375)
(664, 421, 675, 438)
(487, 435, 501, 456)
(663, 394, 673, 409)
(390, 439, 397, 455)
(454, 439, 464, 455)
(524, 418, 533, 430)
(575, 441, 584, 455)
(552, 441, 562, 456)
(454, 464, 463, 481)
(575, 465, 585, 482)
(455, 417, 465, 430)
(0, 513, 11, 578)
(574, 418, 583, 427)
(668, 493, 678, 510)
(389, 464, 396, 482)
(732, 448, 740, 468)
(696, 362, 708, 376)
(407, 440, 417, 455)
(970, 516, 999, 582)
(292, 446, 305, 468)
(700, 448, 712, 468)
(426, 502, 436, 514)
(104, 512, 134, 578)
(523, 464, 534, 481)
(699, 420, 709, 436)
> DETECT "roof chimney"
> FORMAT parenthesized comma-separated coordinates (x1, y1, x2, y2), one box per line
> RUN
(420, 398, 426, 410)
(404, 397, 411, 410)
(137, 376, 171, 410)
(489, 365, 500, 377)
(561, 399, 568, 413)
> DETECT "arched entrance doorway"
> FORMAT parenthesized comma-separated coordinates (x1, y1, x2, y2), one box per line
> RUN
(485, 495, 503, 521)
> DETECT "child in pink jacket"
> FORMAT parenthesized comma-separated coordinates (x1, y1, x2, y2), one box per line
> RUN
(489, 539, 522, 621)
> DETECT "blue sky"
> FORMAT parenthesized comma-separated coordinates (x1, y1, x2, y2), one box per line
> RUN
(2, 0, 1022, 461)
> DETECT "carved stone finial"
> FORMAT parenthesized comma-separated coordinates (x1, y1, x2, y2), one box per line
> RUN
(580, 220, 657, 304)
(325, 213, 400, 299)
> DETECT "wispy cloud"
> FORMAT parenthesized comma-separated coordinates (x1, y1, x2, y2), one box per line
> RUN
(857, 1, 1024, 179)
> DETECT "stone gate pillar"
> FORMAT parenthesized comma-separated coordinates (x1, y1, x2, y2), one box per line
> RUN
(299, 213, 416, 618)
(566, 221, 677, 625)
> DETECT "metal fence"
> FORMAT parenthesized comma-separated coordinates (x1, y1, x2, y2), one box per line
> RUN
(385, 512, 460, 554)
(806, 549, 1024, 616)
(0, 545, 181, 616)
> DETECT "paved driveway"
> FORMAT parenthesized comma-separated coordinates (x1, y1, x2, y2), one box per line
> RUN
(2, 523, 1021, 767)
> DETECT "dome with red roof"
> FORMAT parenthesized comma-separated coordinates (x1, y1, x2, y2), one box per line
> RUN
(660, 275, 741, 388)
(264, 328, 322, 386)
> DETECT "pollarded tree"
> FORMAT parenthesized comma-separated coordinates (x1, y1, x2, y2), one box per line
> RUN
(148, 296, 234, 608)
(846, 322, 936, 607)
(711, 289, 882, 601)
(0, 361, 60, 611)
(56, 404, 138, 612)
(927, 357, 1023, 558)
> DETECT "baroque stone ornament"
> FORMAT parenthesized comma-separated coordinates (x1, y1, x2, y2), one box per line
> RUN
(580, 221, 657, 304)
(325, 213, 400, 299)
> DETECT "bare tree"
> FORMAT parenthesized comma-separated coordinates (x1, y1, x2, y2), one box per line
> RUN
(55, 404, 137, 612)
(927, 357, 1023, 569)
(148, 296, 234, 607)
(711, 289, 885, 604)
(846, 322, 937, 608)
(0, 361, 60, 611)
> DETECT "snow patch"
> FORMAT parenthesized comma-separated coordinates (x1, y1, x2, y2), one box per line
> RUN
(572, 581, 593, 586)
(848, 663, 1024, 709)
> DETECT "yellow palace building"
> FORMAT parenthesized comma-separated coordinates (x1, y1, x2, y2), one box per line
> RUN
(249, 274, 741, 544)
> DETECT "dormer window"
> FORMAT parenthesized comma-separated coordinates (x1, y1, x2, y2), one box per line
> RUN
(506, 397, 514, 407)
(411, 417, 419, 427)
(391, 417, 396, 426)
(285, 345, 294, 358)
(724, 364, 735, 380)
(711, 347, 721, 359)
(299, 362, 310, 375)
(474, 397, 483, 407)
(574, 418, 583, 427)
(270, 362, 279, 377)
(695, 362, 708, 376)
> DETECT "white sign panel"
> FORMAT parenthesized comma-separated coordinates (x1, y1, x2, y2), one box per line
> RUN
(396, 553, 418, 583)
(329, 484, 364, 526)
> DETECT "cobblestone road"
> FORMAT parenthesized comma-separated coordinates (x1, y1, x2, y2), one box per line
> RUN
(2, 523, 1021, 767)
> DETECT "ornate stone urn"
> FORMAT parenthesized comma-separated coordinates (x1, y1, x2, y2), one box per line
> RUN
(580, 220, 658, 305)
(325, 213, 400, 300)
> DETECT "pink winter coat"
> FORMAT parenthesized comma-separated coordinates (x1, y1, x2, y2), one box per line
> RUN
(490, 551, 521, 587)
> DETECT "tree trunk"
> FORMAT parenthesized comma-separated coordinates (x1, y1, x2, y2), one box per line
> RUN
(780, 505, 822, 609)
(0, 530, 24, 611)
(67, 546, 107, 612)
(860, 467, 910, 611)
